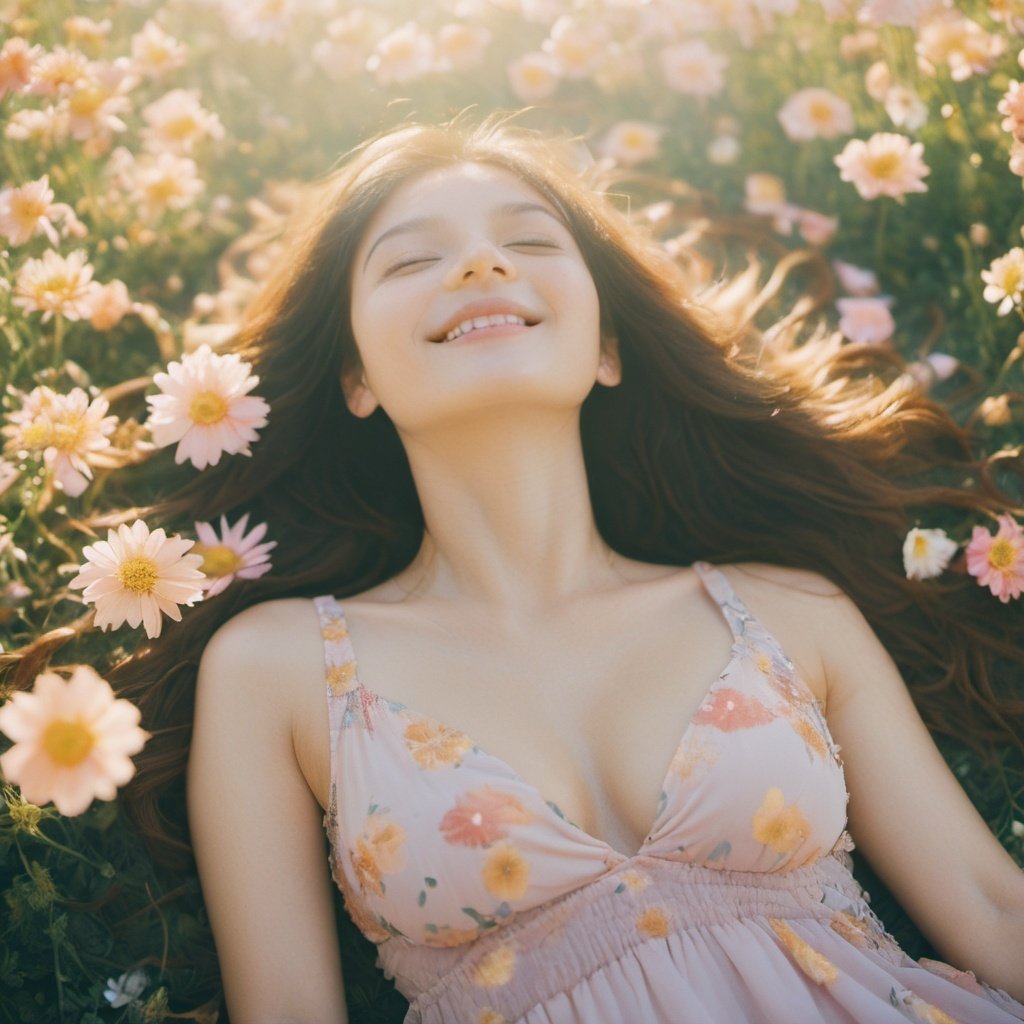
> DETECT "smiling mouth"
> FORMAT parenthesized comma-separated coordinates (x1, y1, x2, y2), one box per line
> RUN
(429, 313, 540, 343)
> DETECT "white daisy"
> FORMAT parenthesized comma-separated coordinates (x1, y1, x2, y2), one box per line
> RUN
(902, 527, 959, 580)
(192, 512, 276, 596)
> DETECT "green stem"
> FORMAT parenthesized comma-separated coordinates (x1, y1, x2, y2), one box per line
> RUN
(52, 312, 64, 370)
(36, 823, 115, 877)
(874, 199, 890, 272)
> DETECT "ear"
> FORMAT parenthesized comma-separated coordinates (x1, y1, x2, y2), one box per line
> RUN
(340, 369, 380, 418)
(596, 335, 622, 387)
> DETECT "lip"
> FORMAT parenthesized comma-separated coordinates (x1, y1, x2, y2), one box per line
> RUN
(427, 299, 541, 343)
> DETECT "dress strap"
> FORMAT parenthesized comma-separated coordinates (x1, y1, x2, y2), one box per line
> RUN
(312, 595, 360, 751)
(691, 560, 754, 643)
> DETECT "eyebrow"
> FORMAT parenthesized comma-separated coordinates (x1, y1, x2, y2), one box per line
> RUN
(361, 201, 567, 271)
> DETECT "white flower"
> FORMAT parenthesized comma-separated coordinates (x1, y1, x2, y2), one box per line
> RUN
(660, 39, 728, 97)
(507, 51, 560, 102)
(981, 248, 1024, 316)
(68, 519, 206, 639)
(832, 259, 879, 296)
(778, 87, 854, 141)
(597, 121, 666, 166)
(834, 133, 930, 202)
(144, 344, 270, 470)
(103, 968, 147, 1008)
(2, 386, 118, 497)
(13, 249, 96, 323)
(902, 527, 958, 580)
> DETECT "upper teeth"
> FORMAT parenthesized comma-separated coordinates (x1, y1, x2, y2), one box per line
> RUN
(441, 314, 527, 343)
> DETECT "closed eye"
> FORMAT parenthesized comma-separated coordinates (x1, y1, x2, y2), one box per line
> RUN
(383, 254, 440, 276)
(507, 238, 560, 249)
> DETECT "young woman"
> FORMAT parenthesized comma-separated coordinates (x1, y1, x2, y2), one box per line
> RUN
(117, 117, 1024, 1023)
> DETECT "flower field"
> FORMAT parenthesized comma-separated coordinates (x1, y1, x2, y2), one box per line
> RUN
(1, 0, 1023, 1020)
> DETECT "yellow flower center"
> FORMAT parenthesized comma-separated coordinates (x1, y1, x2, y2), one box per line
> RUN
(117, 555, 159, 593)
(913, 534, 928, 557)
(69, 87, 107, 117)
(867, 151, 902, 180)
(989, 537, 1017, 570)
(50, 418, 85, 452)
(42, 718, 95, 767)
(13, 193, 48, 224)
(164, 114, 199, 140)
(21, 420, 52, 449)
(1000, 264, 1022, 295)
(189, 390, 229, 425)
(198, 544, 243, 577)
(809, 99, 833, 124)
(146, 177, 184, 202)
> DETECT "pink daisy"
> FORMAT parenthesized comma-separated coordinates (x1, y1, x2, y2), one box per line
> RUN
(0, 665, 149, 817)
(965, 515, 1024, 603)
(192, 512, 276, 596)
(144, 344, 270, 470)
(439, 786, 533, 847)
(68, 519, 206, 638)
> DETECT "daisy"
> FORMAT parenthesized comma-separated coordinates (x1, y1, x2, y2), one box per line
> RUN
(660, 39, 728, 97)
(777, 88, 854, 142)
(367, 22, 435, 85)
(965, 515, 1024, 603)
(2, 386, 118, 497)
(144, 344, 270, 470)
(597, 121, 666, 167)
(68, 519, 206, 638)
(0, 665, 149, 817)
(141, 89, 225, 156)
(192, 512, 276, 596)
(0, 37, 43, 98)
(130, 20, 188, 78)
(0, 175, 62, 246)
(507, 51, 561, 103)
(902, 527, 958, 580)
(981, 248, 1024, 316)
(834, 133, 930, 202)
(13, 249, 96, 323)
(434, 24, 492, 73)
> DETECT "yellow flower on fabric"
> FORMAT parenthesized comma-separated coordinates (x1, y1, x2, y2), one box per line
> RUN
(769, 918, 838, 984)
(636, 906, 671, 939)
(403, 718, 473, 769)
(752, 787, 811, 853)
(351, 813, 406, 896)
(0, 666, 148, 817)
(482, 843, 529, 902)
(472, 944, 516, 987)
(478, 1011, 506, 1024)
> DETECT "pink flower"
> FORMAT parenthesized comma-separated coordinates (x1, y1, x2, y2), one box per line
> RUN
(144, 344, 270, 470)
(192, 512, 276, 596)
(778, 88, 854, 142)
(0, 666, 149, 816)
(440, 786, 533, 847)
(836, 296, 895, 344)
(965, 515, 1024, 603)
(68, 519, 206, 638)
(834, 133, 930, 202)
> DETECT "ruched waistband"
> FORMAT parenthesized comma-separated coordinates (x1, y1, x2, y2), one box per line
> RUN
(386, 854, 867, 1023)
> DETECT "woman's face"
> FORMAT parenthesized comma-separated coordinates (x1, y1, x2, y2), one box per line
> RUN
(346, 161, 620, 432)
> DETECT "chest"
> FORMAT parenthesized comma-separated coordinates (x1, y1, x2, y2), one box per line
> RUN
(296, 576, 824, 857)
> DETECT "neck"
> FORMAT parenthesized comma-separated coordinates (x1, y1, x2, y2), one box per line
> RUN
(394, 406, 624, 614)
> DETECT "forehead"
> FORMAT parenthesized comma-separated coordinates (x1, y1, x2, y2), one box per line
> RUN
(360, 162, 559, 241)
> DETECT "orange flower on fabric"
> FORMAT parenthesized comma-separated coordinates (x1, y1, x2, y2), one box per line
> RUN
(351, 812, 406, 897)
(0, 666, 148, 816)
(691, 687, 774, 731)
(636, 906, 671, 939)
(769, 918, 838, 985)
(440, 786, 533, 847)
(752, 787, 811, 853)
(472, 944, 516, 987)
(403, 717, 474, 769)
(482, 842, 530, 902)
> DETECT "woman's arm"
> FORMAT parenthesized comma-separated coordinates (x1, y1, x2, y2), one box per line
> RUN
(188, 602, 349, 1023)
(817, 586, 1024, 999)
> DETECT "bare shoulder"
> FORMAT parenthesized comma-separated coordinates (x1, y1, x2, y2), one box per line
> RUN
(197, 596, 325, 719)
(724, 560, 847, 600)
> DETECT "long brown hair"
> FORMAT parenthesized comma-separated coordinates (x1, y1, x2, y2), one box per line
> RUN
(91, 112, 1022, 868)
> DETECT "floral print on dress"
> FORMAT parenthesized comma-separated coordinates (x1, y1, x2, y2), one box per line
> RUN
(440, 786, 534, 846)
(403, 715, 475, 769)
(308, 574, 1024, 1024)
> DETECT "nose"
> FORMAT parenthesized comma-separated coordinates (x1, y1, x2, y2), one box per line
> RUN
(443, 239, 518, 290)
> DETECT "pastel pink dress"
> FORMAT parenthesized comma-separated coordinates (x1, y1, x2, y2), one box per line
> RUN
(313, 560, 1024, 1023)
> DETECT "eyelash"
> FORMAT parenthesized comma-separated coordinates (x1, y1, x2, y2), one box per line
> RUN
(383, 239, 560, 276)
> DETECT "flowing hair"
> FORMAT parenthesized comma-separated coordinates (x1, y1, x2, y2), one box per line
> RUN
(69, 114, 1022, 875)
